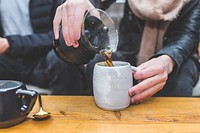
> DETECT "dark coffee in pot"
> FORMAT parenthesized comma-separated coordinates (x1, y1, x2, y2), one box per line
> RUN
(53, 8, 118, 65)
(53, 15, 109, 65)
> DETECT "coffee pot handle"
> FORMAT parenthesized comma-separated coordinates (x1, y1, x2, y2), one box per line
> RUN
(16, 89, 38, 114)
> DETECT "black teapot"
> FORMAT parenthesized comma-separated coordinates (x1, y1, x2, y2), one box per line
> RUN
(0, 80, 38, 128)
(53, 8, 118, 65)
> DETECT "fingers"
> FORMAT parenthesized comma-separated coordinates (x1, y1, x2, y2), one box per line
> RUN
(129, 72, 167, 95)
(136, 55, 175, 80)
(53, 6, 62, 40)
(89, 8, 101, 19)
(134, 65, 166, 80)
(74, 5, 85, 40)
(53, 0, 93, 48)
(130, 82, 165, 104)
(129, 71, 168, 104)
(67, 2, 76, 47)
(128, 56, 174, 105)
(72, 5, 86, 48)
(61, 3, 71, 46)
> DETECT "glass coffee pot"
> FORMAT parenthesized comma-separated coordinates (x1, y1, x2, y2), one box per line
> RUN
(53, 8, 118, 65)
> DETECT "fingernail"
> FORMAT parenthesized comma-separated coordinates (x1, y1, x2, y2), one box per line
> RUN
(54, 33, 59, 39)
(73, 41, 79, 48)
(66, 41, 71, 46)
(131, 98, 135, 104)
(129, 90, 136, 96)
(131, 98, 139, 105)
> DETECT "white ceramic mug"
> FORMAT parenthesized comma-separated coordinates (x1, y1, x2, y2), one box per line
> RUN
(93, 61, 139, 111)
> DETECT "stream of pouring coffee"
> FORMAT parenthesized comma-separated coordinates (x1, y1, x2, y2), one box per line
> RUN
(100, 49, 114, 67)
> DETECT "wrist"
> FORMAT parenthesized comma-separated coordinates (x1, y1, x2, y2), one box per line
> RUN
(2, 38, 10, 53)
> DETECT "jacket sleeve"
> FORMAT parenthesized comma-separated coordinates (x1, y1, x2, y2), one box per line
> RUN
(90, 0, 116, 10)
(5, 0, 63, 59)
(6, 31, 53, 59)
(152, 1, 200, 72)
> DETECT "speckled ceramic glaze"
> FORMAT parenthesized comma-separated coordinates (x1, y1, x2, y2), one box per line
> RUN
(93, 61, 133, 111)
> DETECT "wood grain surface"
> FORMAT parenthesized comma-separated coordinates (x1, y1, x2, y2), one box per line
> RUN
(1, 96, 200, 132)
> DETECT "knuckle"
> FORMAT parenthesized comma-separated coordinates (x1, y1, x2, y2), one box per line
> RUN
(147, 89, 154, 97)
(137, 71, 145, 79)
(53, 19, 59, 25)
(140, 71, 146, 77)
(157, 83, 165, 91)
(57, 6, 62, 12)
(134, 94, 143, 102)
(161, 73, 168, 81)
(157, 66, 165, 73)
(161, 82, 166, 88)
(135, 84, 143, 91)
(63, 2, 68, 7)
(66, 2, 72, 8)
(146, 80, 153, 88)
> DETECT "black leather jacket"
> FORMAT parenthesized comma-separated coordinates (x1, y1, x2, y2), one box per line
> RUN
(96, 0, 200, 72)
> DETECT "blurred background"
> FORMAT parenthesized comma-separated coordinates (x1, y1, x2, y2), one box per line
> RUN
(27, 0, 200, 96)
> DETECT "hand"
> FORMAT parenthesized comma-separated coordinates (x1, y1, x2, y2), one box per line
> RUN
(53, 0, 94, 48)
(0, 37, 9, 55)
(128, 55, 174, 104)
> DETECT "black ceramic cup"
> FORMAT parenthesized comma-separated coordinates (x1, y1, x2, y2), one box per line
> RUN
(0, 80, 38, 128)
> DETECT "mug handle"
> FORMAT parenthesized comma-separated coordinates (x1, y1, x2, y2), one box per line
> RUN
(131, 66, 140, 72)
(16, 89, 38, 115)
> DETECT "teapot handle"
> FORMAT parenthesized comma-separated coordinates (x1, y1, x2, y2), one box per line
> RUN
(16, 89, 38, 115)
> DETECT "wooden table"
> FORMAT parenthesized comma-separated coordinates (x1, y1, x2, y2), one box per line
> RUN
(1, 96, 200, 132)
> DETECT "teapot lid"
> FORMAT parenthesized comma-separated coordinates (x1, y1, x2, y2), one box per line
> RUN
(0, 80, 22, 92)
(82, 8, 118, 53)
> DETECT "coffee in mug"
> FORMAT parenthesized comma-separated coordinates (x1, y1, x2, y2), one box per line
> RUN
(93, 61, 137, 111)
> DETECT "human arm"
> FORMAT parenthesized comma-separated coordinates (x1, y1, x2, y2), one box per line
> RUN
(1, 0, 63, 59)
(5, 32, 53, 59)
(129, 55, 174, 104)
(53, 0, 115, 48)
(128, 0, 200, 104)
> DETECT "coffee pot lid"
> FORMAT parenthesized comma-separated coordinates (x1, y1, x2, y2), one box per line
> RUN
(0, 80, 22, 92)
(82, 8, 118, 53)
